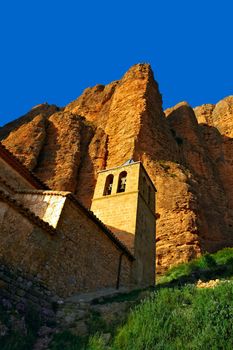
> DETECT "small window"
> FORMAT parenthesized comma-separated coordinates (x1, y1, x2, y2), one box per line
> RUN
(117, 171, 127, 193)
(103, 174, 114, 196)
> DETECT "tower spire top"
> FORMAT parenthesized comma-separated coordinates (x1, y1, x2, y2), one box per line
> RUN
(122, 159, 135, 166)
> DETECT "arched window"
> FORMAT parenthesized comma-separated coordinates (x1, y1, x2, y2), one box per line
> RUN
(103, 174, 114, 196)
(117, 171, 127, 193)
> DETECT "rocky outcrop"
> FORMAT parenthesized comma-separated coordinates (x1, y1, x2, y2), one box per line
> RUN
(1, 64, 233, 273)
(194, 97, 233, 240)
(0, 104, 58, 170)
(166, 102, 231, 253)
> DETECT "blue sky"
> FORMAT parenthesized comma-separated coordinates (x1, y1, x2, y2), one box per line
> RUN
(0, 0, 232, 126)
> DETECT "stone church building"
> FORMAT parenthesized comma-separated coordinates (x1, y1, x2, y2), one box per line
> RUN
(0, 142, 156, 297)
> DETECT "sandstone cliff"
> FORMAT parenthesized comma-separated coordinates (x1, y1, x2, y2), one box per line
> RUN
(1, 64, 232, 273)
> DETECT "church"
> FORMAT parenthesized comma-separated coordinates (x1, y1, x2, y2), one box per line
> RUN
(0, 142, 156, 297)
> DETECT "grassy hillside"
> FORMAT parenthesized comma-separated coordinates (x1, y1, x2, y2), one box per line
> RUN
(50, 248, 233, 350)
(2, 248, 232, 349)
(109, 282, 233, 349)
(157, 248, 233, 286)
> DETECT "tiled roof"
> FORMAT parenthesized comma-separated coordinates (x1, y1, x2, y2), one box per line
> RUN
(0, 142, 49, 190)
(16, 190, 135, 261)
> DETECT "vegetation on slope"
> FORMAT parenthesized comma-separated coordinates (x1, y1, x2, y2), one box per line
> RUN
(158, 248, 233, 286)
(109, 282, 233, 350)
(0, 305, 42, 350)
(2, 248, 233, 349)
(49, 248, 233, 350)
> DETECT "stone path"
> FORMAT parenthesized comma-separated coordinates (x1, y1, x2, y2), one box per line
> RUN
(33, 288, 129, 350)
(65, 286, 130, 303)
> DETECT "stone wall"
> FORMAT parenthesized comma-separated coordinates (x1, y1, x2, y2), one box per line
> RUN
(91, 163, 142, 250)
(0, 262, 57, 323)
(0, 260, 149, 345)
(15, 191, 67, 228)
(91, 162, 156, 287)
(133, 192, 156, 286)
(56, 198, 132, 293)
(0, 199, 58, 286)
(0, 193, 133, 297)
(92, 192, 138, 251)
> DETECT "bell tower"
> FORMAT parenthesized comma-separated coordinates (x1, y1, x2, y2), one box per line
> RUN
(91, 160, 156, 287)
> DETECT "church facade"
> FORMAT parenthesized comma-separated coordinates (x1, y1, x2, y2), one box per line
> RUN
(0, 142, 156, 297)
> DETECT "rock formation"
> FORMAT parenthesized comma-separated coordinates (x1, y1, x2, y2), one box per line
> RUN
(1, 64, 232, 273)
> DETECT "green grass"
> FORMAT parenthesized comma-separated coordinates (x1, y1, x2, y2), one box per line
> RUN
(40, 248, 233, 349)
(50, 281, 233, 349)
(82, 248, 233, 350)
(157, 248, 233, 285)
(110, 282, 233, 350)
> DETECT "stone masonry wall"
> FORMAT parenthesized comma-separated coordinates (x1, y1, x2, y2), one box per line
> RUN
(132, 165, 156, 286)
(133, 192, 156, 286)
(91, 163, 141, 251)
(15, 191, 66, 228)
(0, 200, 59, 288)
(55, 199, 132, 293)
(0, 195, 132, 297)
(91, 193, 138, 251)
(91, 162, 156, 288)
(0, 262, 57, 324)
